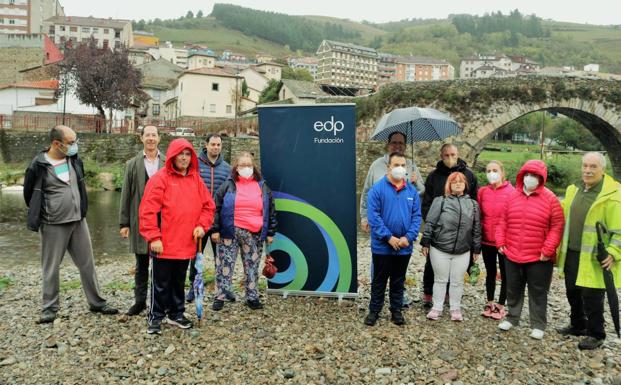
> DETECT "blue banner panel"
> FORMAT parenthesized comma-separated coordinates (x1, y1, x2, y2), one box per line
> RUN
(258, 104, 357, 295)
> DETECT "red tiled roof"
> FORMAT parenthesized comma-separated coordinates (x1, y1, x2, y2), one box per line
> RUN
(0, 80, 59, 90)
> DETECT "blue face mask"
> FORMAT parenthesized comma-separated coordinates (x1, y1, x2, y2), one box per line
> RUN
(64, 142, 78, 157)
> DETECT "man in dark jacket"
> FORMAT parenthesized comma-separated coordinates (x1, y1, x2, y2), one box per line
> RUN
(364, 152, 422, 327)
(23, 125, 118, 324)
(420, 143, 479, 308)
(186, 133, 231, 302)
(119, 125, 164, 315)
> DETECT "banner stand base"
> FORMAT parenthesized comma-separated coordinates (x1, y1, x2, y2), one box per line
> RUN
(267, 289, 358, 302)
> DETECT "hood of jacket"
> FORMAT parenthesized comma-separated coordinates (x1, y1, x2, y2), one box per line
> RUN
(199, 147, 224, 167)
(165, 138, 199, 176)
(435, 158, 469, 176)
(516, 159, 548, 192)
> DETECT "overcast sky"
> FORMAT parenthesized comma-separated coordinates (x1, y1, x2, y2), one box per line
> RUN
(59, 0, 620, 25)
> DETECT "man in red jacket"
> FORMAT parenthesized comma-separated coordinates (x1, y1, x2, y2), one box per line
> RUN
(139, 138, 215, 335)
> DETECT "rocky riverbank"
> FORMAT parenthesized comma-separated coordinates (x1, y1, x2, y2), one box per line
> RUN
(1, 239, 620, 385)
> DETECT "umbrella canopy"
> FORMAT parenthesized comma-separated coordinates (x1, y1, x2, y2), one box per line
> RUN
(596, 221, 620, 337)
(370, 106, 461, 144)
(193, 241, 205, 325)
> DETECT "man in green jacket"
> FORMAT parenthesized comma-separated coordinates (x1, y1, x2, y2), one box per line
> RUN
(119, 125, 165, 315)
(557, 152, 621, 350)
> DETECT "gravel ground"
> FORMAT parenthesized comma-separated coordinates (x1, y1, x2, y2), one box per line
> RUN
(1, 237, 620, 385)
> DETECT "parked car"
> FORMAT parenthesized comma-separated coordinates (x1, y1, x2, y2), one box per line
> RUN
(172, 127, 195, 137)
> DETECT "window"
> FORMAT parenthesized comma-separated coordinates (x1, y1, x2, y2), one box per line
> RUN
(48, 26, 54, 34)
(102, 39, 108, 49)
(59, 25, 65, 31)
(114, 29, 120, 38)
(69, 26, 77, 32)
(114, 40, 120, 49)
(103, 28, 109, 34)
(9, 19, 15, 25)
(226, 105, 232, 114)
(209, 104, 216, 113)
(82, 27, 90, 33)
(92, 27, 98, 33)
(211, 83, 219, 91)
(152, 104, 160, 116)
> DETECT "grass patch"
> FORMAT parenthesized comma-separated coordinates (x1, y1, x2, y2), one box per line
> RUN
(0, 275, 13, 294)
(59, 279, 82, 292)
(0, 161, 28, 185)
(105, 280, 134, 291)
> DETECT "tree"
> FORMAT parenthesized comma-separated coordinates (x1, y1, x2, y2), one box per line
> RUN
(259, 80, 282, 104)
(186, 10, 194, 18)
(196, 10, 204, 18)
(59, 38, 147, 129)
(281, 66, 313, 82)
(241, 79, 249, 97)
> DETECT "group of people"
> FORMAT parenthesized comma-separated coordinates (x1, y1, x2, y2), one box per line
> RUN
(361, 133, 621, 351)
(23, 125, 620, 348)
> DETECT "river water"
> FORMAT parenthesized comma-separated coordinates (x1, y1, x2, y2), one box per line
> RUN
(0, 190, 133, 266)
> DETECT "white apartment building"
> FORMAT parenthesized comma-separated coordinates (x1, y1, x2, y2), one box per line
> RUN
(316, 40, 378, 89)
(44, 15, 132, 49)
(0, 0, 63, 34)
(460, 54, 512, 79)
(150, 42, 188, 68)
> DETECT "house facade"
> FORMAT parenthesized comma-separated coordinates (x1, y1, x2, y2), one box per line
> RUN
(44, 15, 132, 50)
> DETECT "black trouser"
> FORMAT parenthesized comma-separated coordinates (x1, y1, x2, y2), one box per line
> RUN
(369, 253, 411, 313)
(505, 259, 553, 330)
(564, 250, 606, 340)
(133, 253, 150, 305)
(188, 233, 217, 286)
(482, 244, 507, 304)
(148, 257, 190, 323)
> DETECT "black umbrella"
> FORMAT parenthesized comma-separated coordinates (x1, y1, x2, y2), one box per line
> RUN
(595, 221, 620, 337)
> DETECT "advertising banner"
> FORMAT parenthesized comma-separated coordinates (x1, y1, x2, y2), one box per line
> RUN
(258, 104, 357, 297)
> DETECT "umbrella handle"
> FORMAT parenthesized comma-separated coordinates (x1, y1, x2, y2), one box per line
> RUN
(596, 221, 610, 243)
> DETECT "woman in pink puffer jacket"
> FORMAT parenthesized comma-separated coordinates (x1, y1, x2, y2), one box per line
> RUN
(495, 159, 565, 340)
(477, 160, 515, 320)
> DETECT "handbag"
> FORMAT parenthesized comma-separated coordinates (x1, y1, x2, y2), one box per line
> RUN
(262, 254, 278, 278)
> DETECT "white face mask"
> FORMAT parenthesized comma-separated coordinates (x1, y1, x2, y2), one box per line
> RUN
(238, 167, 253, 178)
(390, 166, 407, 181)
(523, 175, 539, 190)
(487, 172, 501, 184)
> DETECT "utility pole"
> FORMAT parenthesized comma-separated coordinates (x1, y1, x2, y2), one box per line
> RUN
(540, 110, 545, 160)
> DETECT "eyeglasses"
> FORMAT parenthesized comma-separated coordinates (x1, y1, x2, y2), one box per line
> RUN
(61, 138, 79, 146)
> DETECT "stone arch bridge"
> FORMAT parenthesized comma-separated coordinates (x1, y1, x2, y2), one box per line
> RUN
(348, 76, 621, 176)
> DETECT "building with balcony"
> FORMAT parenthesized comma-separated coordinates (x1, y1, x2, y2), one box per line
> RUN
(44, 15, 132, 50)
(395, 56, 455, 82)
(0, 0, 63, 34)
(315, 40, 378, 90)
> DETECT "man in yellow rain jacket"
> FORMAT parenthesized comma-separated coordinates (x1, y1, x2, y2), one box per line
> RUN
(557, 152, 621, 350)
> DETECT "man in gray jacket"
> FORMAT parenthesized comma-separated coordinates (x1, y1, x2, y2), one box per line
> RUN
(119, 125, 165, 315)
(24, 125, 118, 323)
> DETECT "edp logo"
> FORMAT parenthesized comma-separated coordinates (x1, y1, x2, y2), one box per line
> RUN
(313, 116, 344, 136)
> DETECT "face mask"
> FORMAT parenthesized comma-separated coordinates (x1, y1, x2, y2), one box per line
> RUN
(390, 166, 407, 181)
(443, 158, 457, 169)
(486, 172, 501, 184)
(523, 175, 539, 190)
(238, 167, 253, 178)
(63, 142, 78, 157)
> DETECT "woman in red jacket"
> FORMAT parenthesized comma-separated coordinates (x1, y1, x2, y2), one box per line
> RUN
(495, 160, 564, 340)
(139, 138, 215, 335)
(477, 160, 515, 320)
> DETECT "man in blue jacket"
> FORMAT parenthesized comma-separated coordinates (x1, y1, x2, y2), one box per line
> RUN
(365, 152, 422, 326)
(186, 133, 231, 302)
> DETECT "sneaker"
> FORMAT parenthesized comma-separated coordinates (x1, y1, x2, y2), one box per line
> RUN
(185, 288, 195, 303)
(126, 302, 146, 316)
(364, 312, 379, 326)
(225, 292, 237, 302)
(89, 304, 119, 315)
(246, 299, 264, 310)
(422, 294, 433, 309)
(167, 316, 193, 329)
(490, 304, 506, 320)
(391, 311, 405, 326)
(498, 320, 513, 331)
(578, 336, 604, 350)
(147, 320, 162, 335)
(530, 328, 545, 340)
(37, 309, 57, 324)
(426, 309, 441, 320)
(557, 325, 587, 336)
(212, 299, 224, 311)
(450, 309, 463, 322)
(211, 298, 224, 311)
(482, 303, 495, 318)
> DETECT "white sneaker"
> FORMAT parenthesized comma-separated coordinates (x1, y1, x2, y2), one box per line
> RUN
(498, 320, 513, 331)
(530, 329, 544, 340)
